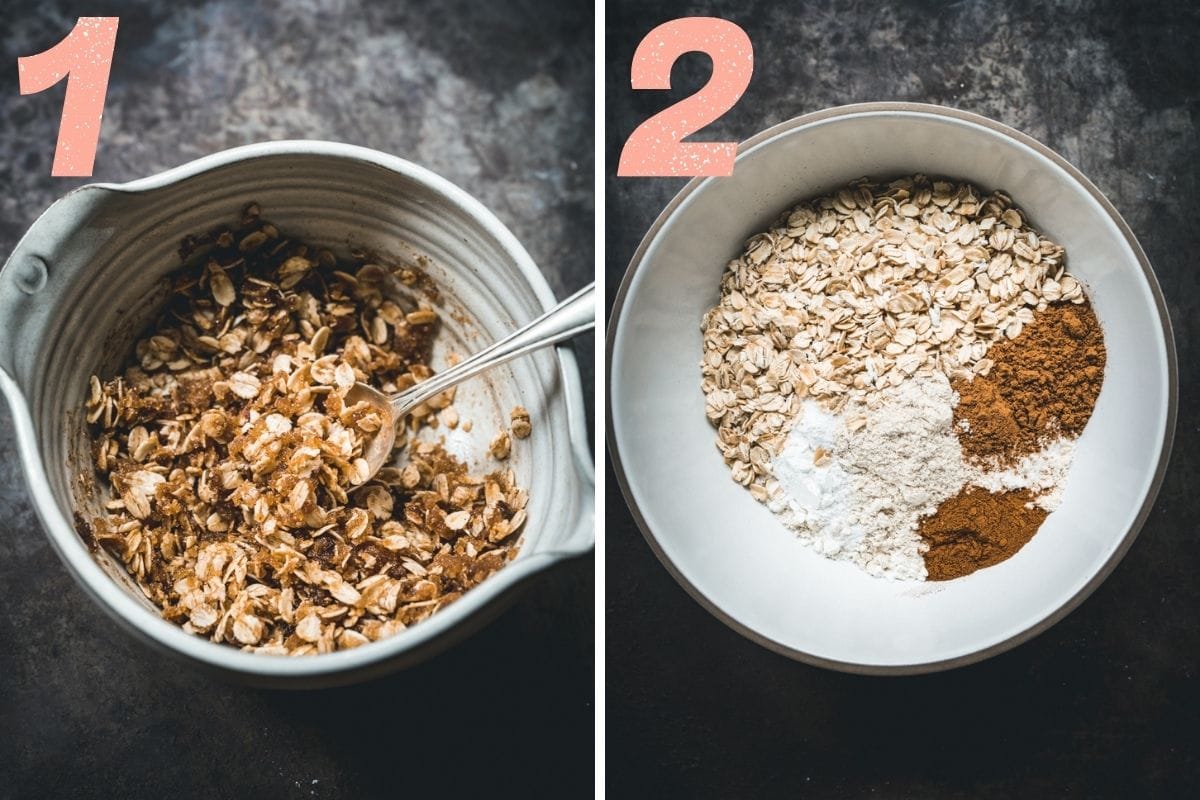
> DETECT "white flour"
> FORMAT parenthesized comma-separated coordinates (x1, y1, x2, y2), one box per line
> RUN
(770, 373, 1076, 580)
(972, 437, 1075, 511)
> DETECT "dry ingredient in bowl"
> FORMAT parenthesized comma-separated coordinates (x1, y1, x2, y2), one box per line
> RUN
(954, 301, 1105, 467)
(919, 487, 1048, 581)
(772, 375, 965, 580)
(701, 175, 1106, 581)
(80, 204, 530, 654)
(918, 297, 1105, 579)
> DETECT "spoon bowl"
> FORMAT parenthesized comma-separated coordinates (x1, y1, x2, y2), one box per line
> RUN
(352, 282, 595, 479)
(345, 382, 401, 477)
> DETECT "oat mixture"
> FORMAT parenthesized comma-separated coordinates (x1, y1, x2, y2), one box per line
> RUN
(81, 205, 530, 654)
(700, 176, 1104, 580)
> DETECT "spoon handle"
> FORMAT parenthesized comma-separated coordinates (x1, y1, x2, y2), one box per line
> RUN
(392, 282, 595, 417)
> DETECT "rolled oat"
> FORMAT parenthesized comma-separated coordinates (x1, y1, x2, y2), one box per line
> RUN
(700, 175, 1084, 492)
(81, 205, 531, 654)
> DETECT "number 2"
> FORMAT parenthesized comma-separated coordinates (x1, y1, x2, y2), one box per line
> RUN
(617, 18, 753, 178)
(18, 17, 119, 177)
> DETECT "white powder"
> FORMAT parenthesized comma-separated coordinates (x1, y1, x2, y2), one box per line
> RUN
(770, 373, 1077, 580)
(770, 402, 862, 558)
(774, 374, 966, 580)
(971, 437, 1075, 511)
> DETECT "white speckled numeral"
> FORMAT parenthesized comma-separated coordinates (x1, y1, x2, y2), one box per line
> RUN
(618, 17, 753, 178)
(17, 17, 119, 177)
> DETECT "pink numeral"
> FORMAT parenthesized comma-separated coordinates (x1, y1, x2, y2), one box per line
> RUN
(617, 18, 753, 177)
(18, 17, 119, 177)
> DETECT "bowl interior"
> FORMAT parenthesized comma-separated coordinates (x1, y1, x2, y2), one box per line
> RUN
(609, 109, 1172, 671)
(12, 149, 591, 671)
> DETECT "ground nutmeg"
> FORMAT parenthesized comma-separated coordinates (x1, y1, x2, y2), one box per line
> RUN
(954, 299, 1106, 466)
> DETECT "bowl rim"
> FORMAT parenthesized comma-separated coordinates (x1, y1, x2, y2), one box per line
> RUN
(605, 101, 1178, 675)
(3, 140, 595, 680)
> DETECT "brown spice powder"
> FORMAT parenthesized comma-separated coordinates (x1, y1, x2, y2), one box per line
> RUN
(920, 487, 1048, 580)
(954, 299, 1106, 466)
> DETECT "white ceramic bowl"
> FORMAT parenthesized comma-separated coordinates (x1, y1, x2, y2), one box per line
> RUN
(0, 141, 594, 686)
(607, 103, 1176, 674)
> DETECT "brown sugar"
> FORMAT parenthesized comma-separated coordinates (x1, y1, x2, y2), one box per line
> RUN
(919, 487, 1048, 580)
(953, 299, 1105, 466)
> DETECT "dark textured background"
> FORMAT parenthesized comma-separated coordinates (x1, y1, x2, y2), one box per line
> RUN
(0, 1, 593, 797)
(607, 1, 1199, 797)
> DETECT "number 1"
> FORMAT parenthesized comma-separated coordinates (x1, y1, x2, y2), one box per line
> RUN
(18, 17, 119, 177)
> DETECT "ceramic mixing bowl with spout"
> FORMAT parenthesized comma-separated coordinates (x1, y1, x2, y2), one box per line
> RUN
(0, 141, 594, 687)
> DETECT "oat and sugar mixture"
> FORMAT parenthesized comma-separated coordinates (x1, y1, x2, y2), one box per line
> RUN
(81, 205, 533, 654)
(701, 176, 1106, 581)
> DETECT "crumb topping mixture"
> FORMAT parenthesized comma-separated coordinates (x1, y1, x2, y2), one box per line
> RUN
(82, 205, 530, 654)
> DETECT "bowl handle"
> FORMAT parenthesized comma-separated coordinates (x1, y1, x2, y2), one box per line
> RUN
(0, 185, 114, 392)
(0, 254, 47, 384)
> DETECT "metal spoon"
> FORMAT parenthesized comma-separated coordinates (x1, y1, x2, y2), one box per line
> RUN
(346, 282, 595, 479)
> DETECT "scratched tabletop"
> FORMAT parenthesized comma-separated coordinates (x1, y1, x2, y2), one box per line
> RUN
(0, 2, 594, 797)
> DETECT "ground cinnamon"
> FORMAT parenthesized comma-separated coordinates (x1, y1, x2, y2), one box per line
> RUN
(954, 299, 1105, 466)
(919, 487, 1048, 580)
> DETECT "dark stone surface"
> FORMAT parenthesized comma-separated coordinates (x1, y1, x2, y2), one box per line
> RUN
(0, 2, 593, 797)
(607, 1, 1199, 797)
